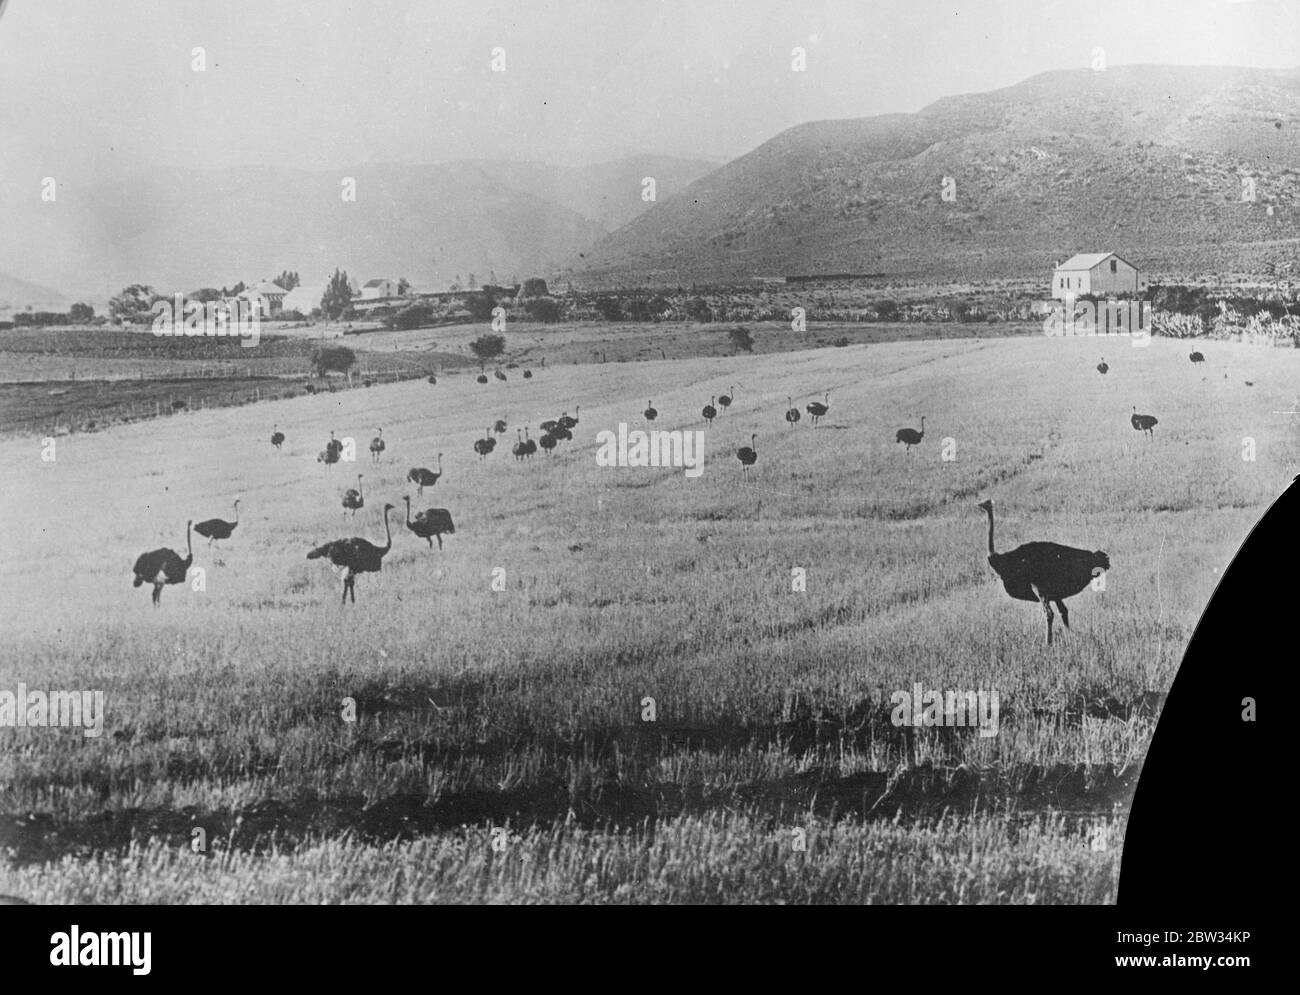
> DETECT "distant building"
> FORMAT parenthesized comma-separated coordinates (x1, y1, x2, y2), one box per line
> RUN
(282, 285, 324, 315)
(1051, 253, 1142, 299)
(358, 278, 406, 300)
(237, 280, 290, 317)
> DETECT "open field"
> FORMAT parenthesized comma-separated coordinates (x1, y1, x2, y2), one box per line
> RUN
(1, 331, 1296, 903)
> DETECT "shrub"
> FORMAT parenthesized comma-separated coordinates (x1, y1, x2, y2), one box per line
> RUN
(524, 297, 562, 323)
(388, 301, 437, 330)
(469, 333, 506, 361)
(311, 345, 356, 377)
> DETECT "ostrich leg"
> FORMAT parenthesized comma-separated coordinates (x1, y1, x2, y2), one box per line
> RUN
(152, 583, 163, 606)
(1055, 599, 1070, 629)
(1033, 585, 1054, 644)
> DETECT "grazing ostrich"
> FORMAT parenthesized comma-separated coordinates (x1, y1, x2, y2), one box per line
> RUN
(306, 504, 396, 605)
(319, 431, 342, 469)
(1189, 350, 1205, 364)
(523, 369, 533, 379)
(407, 454, 444, 495)
(402, 496, 455, 550)
(474, 429, 497, 460)
(271, 424, 285, 450)
(494, 368, 507, 381)
(493, 419, 508, 435)
(1131, 407, 1158, 438)
(718, 386, 735, 413)
(552, 424, 573, 442)
(523, 428, 537, 459)
(512, 429, 527, 461)
(1097, 358, 1109, 375)
(977, 499, 1109, 646)
(427, 374, 437, 385)
(896, 416, 925, 452)
(784, 396, 801, 426)
(702, 397, 717, 424)
(736, 434, 758, 476)
(644, 400, 658, 422)
(559, 406, 580, 430)
(369, 428, 385, 464)
(539, 432, 558, 455)
(342, 474, 365, 517)
(132, 521, 193, 607)
(477, 373, 489, 384)
(194, 499, 240, 546)
(806, 392, 830, 426)
(540, 418, 559, 434)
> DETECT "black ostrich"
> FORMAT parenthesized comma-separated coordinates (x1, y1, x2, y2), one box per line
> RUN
(402, 496, 455, 550)
(539, 432, 558, 455)
(806, 392, 830, 426)
(407, 454, 443, 495)
(1131, 407, 1158, 438)
(194, 499, 240, 547)
(493, 419, 508, 435)
(494, 368, 507, 381)
(702, 396, 717, 424)
(644, 400, 658, 422)
(551, 424, 572, 442)
(132, 521, 193, 607)
(978, 499, 1109, 645)
(1097, 358, 1109, 375)
(306, 504, 396, 605)
(369, 428, 385, 465)
(512, 429, 527, 461)
(342, 474, 364, 517)
(523, 428, 537, 459)
(319, 431, 342, 470)
(427, 374, 437, 385)
(718, 386, 735, 413)
(540, 418, 559, 434)
(271, 424, 285, 450)
(477, 373, 489, 384)
(784, 396, 801, 427)
(558, 406, 580, 430)
(474, 429, 497, 460)
(896, 416, 925, 452)
(1189, 350, 1205, 365)
(736, 433, 758, 476)
(523, 369, 533, 379)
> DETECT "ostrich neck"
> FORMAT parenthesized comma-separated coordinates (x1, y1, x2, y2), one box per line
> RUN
(233, 502, 239, 524)
(984, 508, 996, 554)
(382, 508, 392, 551)
(185, 523, 193, 563)
(404, 500, 411, 526)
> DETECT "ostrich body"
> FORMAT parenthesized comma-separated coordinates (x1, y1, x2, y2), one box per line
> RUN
(271, 425, 285, 450)
(427, 374, 437, 385)
(194, 499, 239, 546)
(558, 406, 580, 430)
(718, 386, 735, 413)
(493, 419, 508, 435)
(784, 396, 801, 427)
(407, 454, 443, 495)
(319, 431, 342, 469)
(403, 496, 455, 549)
(494, 368, 507, 381)
(132, 521, 193, 606)
(474, 429, 496, 460)
(978, 500, 1108, 645)
(540, 419, 559, 433)
(342, 474, 364, 516)
(736, 433, 757, 476)
(523, 427, 537, 458)
(896, 416, 925, 451)
(1131, 407, 1158, 438)
(477, 374, 489, 384)
(806, 392, 830, 426)
(1096, 358, 1108, 375)
(369, 428, 385, 465)
(702, 397, 716, 424)
(307, 503, 395, 604)
(644, 400, 658, 422)
(523, 370, 532, 379)
(512, 429, 527, 461)
(539, 432, 558, 455)
(552, 424, 572, 442)
(1189, 351, 1205, 364)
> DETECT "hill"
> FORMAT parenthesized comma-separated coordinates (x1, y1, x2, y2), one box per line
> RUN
(0, 270, 67, 318)
(563, 65, 1300, 285)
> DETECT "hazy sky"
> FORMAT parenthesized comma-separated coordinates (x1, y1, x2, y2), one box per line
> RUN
(1, 0, 1298, 190)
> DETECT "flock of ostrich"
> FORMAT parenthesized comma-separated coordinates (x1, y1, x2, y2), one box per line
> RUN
(128, 344, 1225, 641)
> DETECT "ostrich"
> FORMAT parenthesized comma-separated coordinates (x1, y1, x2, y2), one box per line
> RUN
(512, 429, 527, 461)
(319, 431, 342, 470)
(736, 434, 758, 476)
(132, 521, 193, 607)
(718, 386, 735, 413)
(977, 499, 1109, 646)
(1131, 407, 1158, 438)
(493, 419, 508, 435)
(702, 397, 717, 425)
(194, 499, 240, 547)
(1097, 358, 1108, 375)
(539, 432, 558, 455)
(1190, 351, 1205, 364)
(477, 374, 489, 384)
(523, 427, 537, 459)
(342, 474, 365, 517)
(369, 428, 385, 464)
(806, 392, 830, 426)
(306, 504, 396, 605)
(559, 406, 580, 430)
(784, 397, 801, 427)
(271, 425, 285, 450)
(407, 454, 443, 495)
(523, 369, 533, 379)
(644, 400, 658, 422)
(402, 496, 455, 550)
(552, 424, 572, 442)
(474, 429, 497, 460)
(494, 368, 507, 381)
(427, 374, 437, 385)
(896, 416, 925, 452)
(540, 418, 559, 433)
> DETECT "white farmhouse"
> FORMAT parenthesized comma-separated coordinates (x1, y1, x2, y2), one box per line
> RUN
(1051, 253, 1142, 299)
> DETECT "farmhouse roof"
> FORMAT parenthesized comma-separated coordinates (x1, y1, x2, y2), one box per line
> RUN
(363, 278, 394, 288)
(1055, 252, 1126, 272)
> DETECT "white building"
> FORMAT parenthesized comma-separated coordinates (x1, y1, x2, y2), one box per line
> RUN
(1051, 253, 1142, 300)
(358, 278, 407, 300)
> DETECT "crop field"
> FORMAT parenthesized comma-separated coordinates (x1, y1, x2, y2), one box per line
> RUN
(1, 331, 1295, 904)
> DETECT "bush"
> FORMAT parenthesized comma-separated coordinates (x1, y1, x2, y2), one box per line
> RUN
(594, 297, 624, 321)
(388, 301, 437, 330)
(311, 345, 356, 377)
(469, 333, 506, 361)
(524, 297, 562, 323)
(685, 297, 714, 322)
(467, 292, 497, 321)
(728, 326, 754, 353)
(522, 277, 549, 297)
(872, 299, 900, 321)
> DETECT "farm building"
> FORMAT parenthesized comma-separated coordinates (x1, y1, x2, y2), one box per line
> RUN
(358, 278, 407, 300)
(1051, 253, 1142, 299)
(237, 280, 290, 317)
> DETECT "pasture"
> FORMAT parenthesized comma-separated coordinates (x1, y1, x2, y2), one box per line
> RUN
(1, 331, 1295, 903)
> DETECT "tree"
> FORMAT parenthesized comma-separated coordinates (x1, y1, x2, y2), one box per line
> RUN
(467, 273, 477, 289)
(524, 297, 562, 322)
(387, 301, 435, 330)
(595, 297, 624, 321)
(467, 290, 496, 321)
(274, 270, 300, 291)
(109, 285, 159, 324)
(522, 277, 549, 297)
(872, 299, 900, 321)
(685, 297, 714, 322)
(397, 277, 411, 296)
(321, 269, 354, 321)
(728, 326, 754, 353)
(220, 281, 246, 297)
(311, 345, 356, 378)
(68, 302, 94, 323)
(469, 333, 506, 362)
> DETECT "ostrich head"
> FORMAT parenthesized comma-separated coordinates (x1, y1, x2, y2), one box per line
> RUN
(977, 499, 993, 513)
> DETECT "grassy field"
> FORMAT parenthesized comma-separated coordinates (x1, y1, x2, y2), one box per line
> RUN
(1, 331, 1295, 903)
